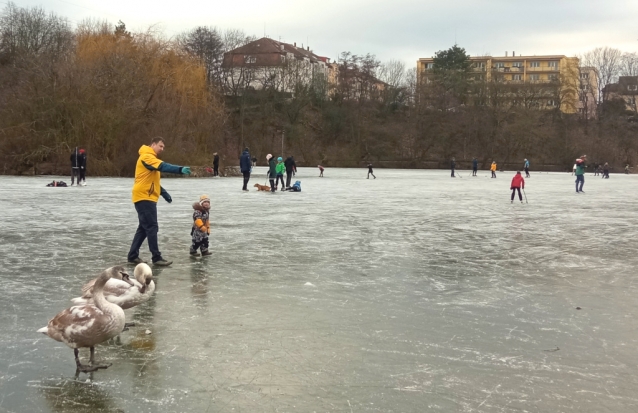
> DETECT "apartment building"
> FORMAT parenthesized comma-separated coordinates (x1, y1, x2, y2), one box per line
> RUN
(578, 67, 599, 119)
(604, 76, 638, 114)
(221, 37, 333, 95)
(417, 53, 580, 113)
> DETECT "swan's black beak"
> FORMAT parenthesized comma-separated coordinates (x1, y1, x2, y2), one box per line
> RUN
(122, 273, 134, 286)
(145, 277, 152, 285)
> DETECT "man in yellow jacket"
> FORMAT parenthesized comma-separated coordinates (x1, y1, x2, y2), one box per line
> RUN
(127, 137, 191, 266)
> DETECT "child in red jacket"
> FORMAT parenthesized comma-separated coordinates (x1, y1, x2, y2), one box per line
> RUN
(510, 171, 525, 203)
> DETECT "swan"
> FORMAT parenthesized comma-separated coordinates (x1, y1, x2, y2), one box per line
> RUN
(37, 266, 133, 372)
(72, 263, 155, 310)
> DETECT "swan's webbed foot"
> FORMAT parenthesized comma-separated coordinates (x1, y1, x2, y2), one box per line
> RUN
(76, 362, 112, 373)
(73, 347, 112, 373)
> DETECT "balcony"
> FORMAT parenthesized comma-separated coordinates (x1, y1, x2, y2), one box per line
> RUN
(492, 66, 524, 72)
(527, 66, 559, 72)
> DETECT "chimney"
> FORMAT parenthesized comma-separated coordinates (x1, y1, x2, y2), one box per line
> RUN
(294, 42, 296, 47)
(307, 46, 309, 51)
(281, 44, 284, 50)
(513, 51, 515, 57)
(505, 51, 508, 57)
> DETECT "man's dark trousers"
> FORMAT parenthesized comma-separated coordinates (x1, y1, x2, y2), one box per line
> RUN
(128, 200, 162, 263)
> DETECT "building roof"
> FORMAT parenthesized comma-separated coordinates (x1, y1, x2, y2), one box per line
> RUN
(605, 76, 638, 94)
(418, 55, 573, 62)
(224, 37, 327, 65)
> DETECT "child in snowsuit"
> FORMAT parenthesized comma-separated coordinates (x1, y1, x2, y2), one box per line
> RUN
(275, 157, 286, 191)
(267, 154, 277, 191)
(190, 195, 211, 256)
(510, 171, 525, 203)
(285, 180, 302, 192)
(490, 162, 497, 178)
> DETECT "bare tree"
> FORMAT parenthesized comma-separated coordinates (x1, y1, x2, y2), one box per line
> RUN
(0, 2, 73, 64)
(580, 47, 622, 103)
(620, 52, 638, 77)
(176, 26, 224, 86)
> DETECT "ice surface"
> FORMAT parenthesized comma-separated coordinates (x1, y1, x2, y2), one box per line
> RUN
(1, 168, 638, 412)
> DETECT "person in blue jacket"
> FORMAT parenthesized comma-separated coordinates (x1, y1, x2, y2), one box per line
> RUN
(240, 147, 251, 191)
(524, 158, 530, 178)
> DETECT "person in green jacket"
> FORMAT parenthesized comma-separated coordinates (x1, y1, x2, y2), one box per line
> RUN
(275, 156, 286, 191)
(575, 155, 586, 193)
(267, 154, 277, 192)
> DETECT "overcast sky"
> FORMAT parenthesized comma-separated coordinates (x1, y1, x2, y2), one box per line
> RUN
(14, 0, 638, 66)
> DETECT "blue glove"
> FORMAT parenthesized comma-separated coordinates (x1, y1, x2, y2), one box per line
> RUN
(161, 192, 172, 203)
(182, 167, 191, 175)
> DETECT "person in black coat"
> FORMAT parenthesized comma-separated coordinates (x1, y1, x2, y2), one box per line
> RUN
(239, 148, 251, 191)
(213, 152, 220, 177)
(70, 147, 87, 186)
(451, 157, 456, 178)
(367, 163, 376, 179)
(284, 156, 297, 188)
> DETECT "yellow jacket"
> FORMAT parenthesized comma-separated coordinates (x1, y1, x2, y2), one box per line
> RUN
(490, 163, 497, 171)
(132, 146, 163, 203)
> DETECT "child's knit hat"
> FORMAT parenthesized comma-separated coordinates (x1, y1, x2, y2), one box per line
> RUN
(199, 194, 210, 205)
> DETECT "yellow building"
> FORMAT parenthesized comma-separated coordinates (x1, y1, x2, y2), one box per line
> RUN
(417, 53, 580, 113)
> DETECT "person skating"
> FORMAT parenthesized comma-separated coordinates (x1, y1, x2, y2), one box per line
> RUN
(510, 171, 525, 203)
(127, 137, 191, 266)
(367, 163, 376, 179)
(275, 157, 286, 191)
(284, 155, 296, 188)
(490, 161, 497, 178)
(524, 158, 530, 178)
(625, 164, 630, 174)
(472, 157, 478, 176)
(213, 152, 220, 177)
(267, 154, 277, 192)
(240, 147, 251, 191)
(450, 157, 456, 178)
(603, 162, 610, 179)
(190, 195, 211, 257)
(575, 155, 586, 193)
(70, 147, 86, 186)
(78, 149, 87, 186)
(318, 165, 324, 177)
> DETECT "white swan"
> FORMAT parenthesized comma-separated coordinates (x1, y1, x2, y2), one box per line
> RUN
(72, 263, 155, 310)
(37, 266, 133, 372)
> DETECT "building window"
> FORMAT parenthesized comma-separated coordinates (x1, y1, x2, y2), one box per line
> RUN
(548, 99, 558, 107)
(548, 61, 558, 68)
(495, 62, 505, 68)
(548, 74, 558, 81)
(580, 73, 589, 79)
(628, 85, 638, 91)
(512, 62, 523, 67)
(513, 74, 522, 81)
(530, 61, 540, 68)
(425, 63, 434, 69)
(529, 74, 540, 81)
(244, 55, 256, 64)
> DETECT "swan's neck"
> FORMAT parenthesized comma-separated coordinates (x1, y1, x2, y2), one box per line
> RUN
(93, 281, 118, 314)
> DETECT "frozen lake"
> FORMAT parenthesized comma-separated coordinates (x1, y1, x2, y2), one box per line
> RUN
(1, 168, 637, 412)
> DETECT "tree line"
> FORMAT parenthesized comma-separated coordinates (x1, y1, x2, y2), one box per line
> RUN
(0, 2, 636, 175)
